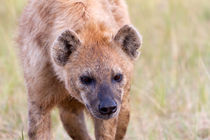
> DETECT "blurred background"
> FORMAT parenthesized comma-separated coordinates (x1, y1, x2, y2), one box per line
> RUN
(0, 0, 210, 139)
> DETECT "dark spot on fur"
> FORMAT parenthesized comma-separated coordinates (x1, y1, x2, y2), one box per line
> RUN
(31, 101, 36, 105)
(122, 127, 127, 133)
(35, 32, 48, 47)
(28, 129, 36, 138)
(39, 105, 43, 110)
(127, 113, 130, 119)
(71, 108, 78, 114)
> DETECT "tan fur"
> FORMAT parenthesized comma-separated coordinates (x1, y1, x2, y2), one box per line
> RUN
(17, 0, 141, 140)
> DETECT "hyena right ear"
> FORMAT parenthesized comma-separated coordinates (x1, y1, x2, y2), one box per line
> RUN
(51, 30, 81, 66)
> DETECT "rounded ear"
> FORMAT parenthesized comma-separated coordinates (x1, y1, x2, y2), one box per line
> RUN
(114, 25, 142, 59)
(51, 30, 81, 66)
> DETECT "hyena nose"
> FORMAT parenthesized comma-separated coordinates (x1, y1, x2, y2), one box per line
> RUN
(99, 100, 117, 115)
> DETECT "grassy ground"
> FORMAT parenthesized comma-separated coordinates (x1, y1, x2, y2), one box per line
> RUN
(0, 0, 210, 139)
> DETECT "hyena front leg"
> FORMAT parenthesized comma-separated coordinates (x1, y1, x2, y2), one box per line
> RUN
(28, 100, 52, 140)
(115, 97, 130, 140)
(58, 98, 92, 140)
(26, 66, 67, 140)
(94, 117, 118, 140)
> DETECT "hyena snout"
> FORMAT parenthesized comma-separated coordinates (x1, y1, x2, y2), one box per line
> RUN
(99, 97, 117, 115)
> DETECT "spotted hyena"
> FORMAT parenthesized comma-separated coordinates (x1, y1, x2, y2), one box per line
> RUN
(17, 0, 142, 139)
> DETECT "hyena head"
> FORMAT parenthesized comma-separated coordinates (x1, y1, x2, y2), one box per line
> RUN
(51, 24, 142, 119)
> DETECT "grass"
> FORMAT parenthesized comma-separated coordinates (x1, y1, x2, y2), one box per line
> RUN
(0, 0, 210, 139)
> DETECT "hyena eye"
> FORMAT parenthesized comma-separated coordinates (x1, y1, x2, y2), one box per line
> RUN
(113, 74, 123, 83)
(80, 76, 95, 85)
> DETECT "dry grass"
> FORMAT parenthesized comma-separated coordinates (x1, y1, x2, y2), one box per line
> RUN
(0, 0, 210, 139)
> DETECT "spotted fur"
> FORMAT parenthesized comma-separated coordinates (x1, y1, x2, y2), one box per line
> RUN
(16, 0, 142, 140)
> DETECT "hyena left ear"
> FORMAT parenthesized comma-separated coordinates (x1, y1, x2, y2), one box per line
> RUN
(114, 25, 142, 59)
(51, 30, 81, 66)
